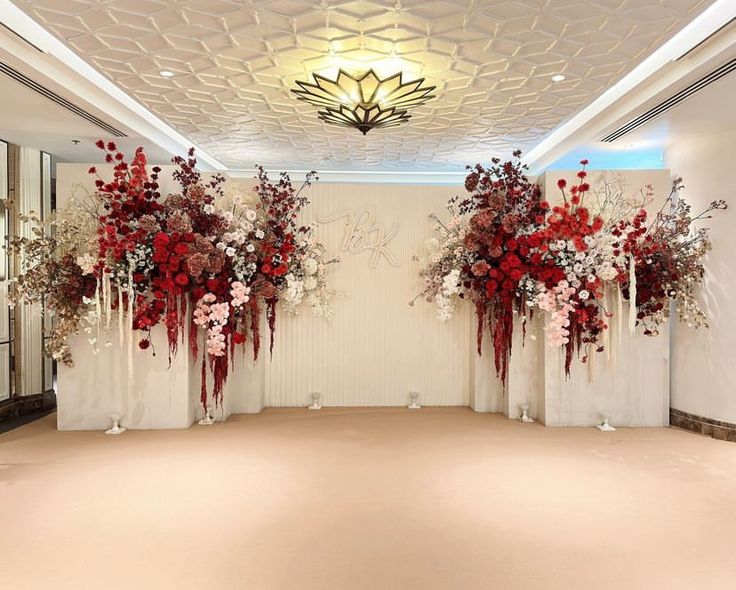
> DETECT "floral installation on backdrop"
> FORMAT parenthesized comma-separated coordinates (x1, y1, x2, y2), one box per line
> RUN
(418, 151, 726, 382)
(9, 141, 336, 409)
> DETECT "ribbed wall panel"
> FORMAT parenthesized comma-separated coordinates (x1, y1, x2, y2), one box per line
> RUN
(265, 183, 472, 408)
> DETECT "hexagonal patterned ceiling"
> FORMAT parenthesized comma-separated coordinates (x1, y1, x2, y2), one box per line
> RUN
(13, 0, 714, 171)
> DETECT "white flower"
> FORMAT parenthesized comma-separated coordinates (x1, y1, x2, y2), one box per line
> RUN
(579, 290, 590, 300)
(304, 276, 318, 291)
(424, 238, 439, 252)
(245, 209, 257, 222)
(76, 253, 96, 275)
(246, 244, 255, 253)
(225, 247, 236, 257)
(204, 204, 215, 214)
(255, 229, 264, 239)
(303, 257, 319, 276)
(598, 266, 618, 281)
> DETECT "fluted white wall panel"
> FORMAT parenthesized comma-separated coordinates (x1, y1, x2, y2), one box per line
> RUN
(264, 183, 472, 408)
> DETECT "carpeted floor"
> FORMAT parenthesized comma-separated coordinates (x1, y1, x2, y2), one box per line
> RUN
(1, 408, 735, 589)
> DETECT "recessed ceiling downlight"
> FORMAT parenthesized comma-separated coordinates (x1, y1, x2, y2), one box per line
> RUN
(551, 74, 566, 82)
(159, 70, 175, 78)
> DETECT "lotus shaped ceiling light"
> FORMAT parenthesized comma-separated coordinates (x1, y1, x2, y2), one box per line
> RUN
(292, 69, 436, 135)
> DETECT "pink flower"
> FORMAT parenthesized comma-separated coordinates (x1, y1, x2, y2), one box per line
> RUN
(471, 260, 491, 277)
(230, 281, 250, 307)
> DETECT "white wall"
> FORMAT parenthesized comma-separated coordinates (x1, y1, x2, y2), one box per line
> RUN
(666, 131, 736, 424)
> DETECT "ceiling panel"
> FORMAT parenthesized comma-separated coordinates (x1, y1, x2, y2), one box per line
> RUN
(12, 0, 714, 170)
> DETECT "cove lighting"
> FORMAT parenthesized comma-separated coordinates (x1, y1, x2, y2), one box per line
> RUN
(551, 74, 566, 82)
(159, 70, 175, 78)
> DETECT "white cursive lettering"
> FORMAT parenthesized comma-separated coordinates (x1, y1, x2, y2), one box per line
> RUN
(317, 206, 400, 268)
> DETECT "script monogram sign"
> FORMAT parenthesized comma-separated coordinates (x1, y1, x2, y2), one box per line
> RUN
(317, 206, 400, 268)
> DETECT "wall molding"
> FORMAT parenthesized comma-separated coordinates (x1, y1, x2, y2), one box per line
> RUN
(670, 408, 736, 442)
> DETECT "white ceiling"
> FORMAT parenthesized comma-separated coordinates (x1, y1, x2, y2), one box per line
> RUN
(0, 52, 173, 164)
(615, 66, 736, 147)
(9, 0, 717, 171)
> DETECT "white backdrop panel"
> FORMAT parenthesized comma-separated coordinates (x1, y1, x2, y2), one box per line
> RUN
(264, 182, 473, 408)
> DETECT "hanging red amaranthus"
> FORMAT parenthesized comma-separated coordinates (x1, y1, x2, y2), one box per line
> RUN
(451, 151, 546, 383)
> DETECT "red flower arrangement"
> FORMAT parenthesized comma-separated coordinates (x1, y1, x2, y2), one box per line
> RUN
(421, 153, 726, 382)
(10, 142, 328, 410)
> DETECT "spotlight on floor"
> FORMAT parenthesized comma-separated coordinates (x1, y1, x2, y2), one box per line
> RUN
(597, 417, 616, 432)
(198, 405, 215, 426)
(308, 392, 322, 410)
(408, 392, 421, 410)
(105, 413, 126, 435)
(518, 404, 534, 423)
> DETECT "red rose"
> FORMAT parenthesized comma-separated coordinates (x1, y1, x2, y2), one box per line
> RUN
(557, 179, 566, 189)
(233, 332, 246, 344)
(505, 253, 521, 267)
(174, 273, 189, 286)
(580, 159, 589, 166)
(153, 232, 170, 249)
(174, 243, 189, 255)
(138, 339, 150, 350)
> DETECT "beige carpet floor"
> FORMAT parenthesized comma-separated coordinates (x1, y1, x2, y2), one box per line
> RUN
(1, 407, 735, 590)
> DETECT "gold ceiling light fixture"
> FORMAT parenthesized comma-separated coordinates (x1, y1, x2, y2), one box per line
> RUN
(292, 69, 436, 135)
